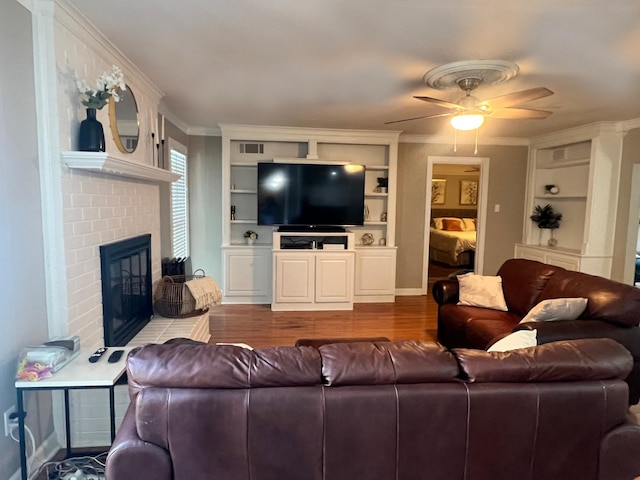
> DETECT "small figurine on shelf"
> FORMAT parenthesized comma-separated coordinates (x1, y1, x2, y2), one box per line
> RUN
(376, 177, 388, 193)
(544, 184, 560, 195)
(244, 230, 258, 245)
(230, 205, 236, 220)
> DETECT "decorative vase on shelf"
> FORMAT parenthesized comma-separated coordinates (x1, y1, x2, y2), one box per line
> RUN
(78, 108, 105, 152)
(547, 229, 558, 247)
(246, 238, 254, 246)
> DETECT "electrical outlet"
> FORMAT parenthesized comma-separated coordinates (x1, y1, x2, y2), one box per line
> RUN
(4, 405, 18, 437)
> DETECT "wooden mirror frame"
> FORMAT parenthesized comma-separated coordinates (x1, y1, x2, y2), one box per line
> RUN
(109, 85, 139, 153)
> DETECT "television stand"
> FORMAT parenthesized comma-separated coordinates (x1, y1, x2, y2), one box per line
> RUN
(277, 225, 346, 233)
(272, 231, 355, 311)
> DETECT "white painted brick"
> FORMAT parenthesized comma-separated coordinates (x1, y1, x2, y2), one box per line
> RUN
(65, 207, 84, 223)
(71, 193, 92, 207)
(73, 220, 93, 236)
(82, 206, 101, 220)
(83, 231, 102, 247)
(91, 218, 109, 232)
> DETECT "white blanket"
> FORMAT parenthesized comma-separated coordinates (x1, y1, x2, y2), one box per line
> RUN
(429, 228, 476, 264)
(185, 276, 222, 310)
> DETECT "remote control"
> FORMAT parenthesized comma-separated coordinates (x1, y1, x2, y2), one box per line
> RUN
(107, 349, 125, 363)
(88, 347, 108, 363)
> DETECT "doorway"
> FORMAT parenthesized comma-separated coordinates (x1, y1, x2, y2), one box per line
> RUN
(422, 156, 489, 293)
(624, 164, 640, 286)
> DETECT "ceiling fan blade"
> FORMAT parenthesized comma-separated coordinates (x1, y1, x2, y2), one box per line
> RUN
(489, 108, 552, 119)
(477, 87, 554, 109)
(384, 112, 452, 125)
(413, 96, 465, 111)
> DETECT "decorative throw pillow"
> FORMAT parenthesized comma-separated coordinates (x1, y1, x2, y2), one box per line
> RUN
(442, 218, 464, 231)
(457, 273, 508, 311)
(462, 218, 477, 231)
(487, 329, 538, 352)
(519, 297, 588, 324)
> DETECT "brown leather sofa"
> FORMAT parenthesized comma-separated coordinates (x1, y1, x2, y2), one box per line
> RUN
(433, 258, 640, 404)
(106, 338, 640, 480)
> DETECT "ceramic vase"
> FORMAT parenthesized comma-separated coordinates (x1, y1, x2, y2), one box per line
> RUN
(78, 108, 105, 152)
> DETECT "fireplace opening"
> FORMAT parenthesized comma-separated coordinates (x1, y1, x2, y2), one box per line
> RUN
(100, 234, 153, 346)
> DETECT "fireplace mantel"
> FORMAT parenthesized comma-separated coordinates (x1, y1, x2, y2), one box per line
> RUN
(61, 151, 180, 183)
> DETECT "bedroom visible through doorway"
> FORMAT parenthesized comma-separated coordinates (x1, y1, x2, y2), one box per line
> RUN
(423, 156, 489, 293)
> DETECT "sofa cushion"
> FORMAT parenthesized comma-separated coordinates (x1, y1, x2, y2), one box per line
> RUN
(539, 269, 640, 327)
(127, 343, 321, 393)
(497, 259, 563, 316)
(487, 329, 538, 352)
(438, 304, 521, 349)
(320, 341, 459, 386)
(455, 338, 633, 383)
(457, 273, 508, 311)
(519, 297, 588, 324)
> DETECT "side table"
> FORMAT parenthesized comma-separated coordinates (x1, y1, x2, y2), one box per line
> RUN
(15, 346, 135, 480)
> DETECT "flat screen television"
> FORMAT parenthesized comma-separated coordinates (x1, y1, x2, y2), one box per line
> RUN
(257, 162, 365, 227)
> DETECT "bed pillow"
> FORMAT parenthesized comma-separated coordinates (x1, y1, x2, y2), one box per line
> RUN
(442, 218, 464, 231)
(457, 273, 508, 311)
(462, 218, 476, 231)
(487, 329, 538, 352)
(432, 217, 456, 230)
(519, 297, 588, 324)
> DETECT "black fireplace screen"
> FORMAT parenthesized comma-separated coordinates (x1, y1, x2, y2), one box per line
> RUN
(100, 234, 153, 346)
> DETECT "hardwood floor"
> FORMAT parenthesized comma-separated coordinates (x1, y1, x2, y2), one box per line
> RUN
(209, 295, 438, 348)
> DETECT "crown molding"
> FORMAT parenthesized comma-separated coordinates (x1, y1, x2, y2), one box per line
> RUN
(62, 151, 179, 183)
(622, 117, 640, 132)
(218, 124, 402, 145)
(55, 0, 163, 101)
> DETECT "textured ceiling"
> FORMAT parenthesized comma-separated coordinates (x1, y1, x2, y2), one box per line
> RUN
(67, 0, 640, 138)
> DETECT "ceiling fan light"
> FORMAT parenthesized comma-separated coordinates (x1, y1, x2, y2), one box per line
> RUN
(450, 113, 485, 130)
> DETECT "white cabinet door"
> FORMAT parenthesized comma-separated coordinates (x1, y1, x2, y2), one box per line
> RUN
(224, 249, 271, 302)
(514, 245, 547, 263)
(514, 245, 580, 272)
(315, 254, 353, 303)
(274, 253, 315, 304)
(355, 248, 396, 297)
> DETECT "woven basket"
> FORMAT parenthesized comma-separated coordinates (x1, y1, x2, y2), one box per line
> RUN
(153, 269, 210, 318)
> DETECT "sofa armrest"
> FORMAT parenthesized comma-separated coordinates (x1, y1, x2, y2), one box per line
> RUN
(432, 279, 459, 306)
(106, 404, 172, 480)
(598, 416, 640, 480)
(514, 320, 640, 361)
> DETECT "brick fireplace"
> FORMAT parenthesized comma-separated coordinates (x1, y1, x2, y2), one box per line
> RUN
(59, 153, 210, 446)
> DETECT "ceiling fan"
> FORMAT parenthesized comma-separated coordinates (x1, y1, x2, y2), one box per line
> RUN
(386, 60, 554, 130)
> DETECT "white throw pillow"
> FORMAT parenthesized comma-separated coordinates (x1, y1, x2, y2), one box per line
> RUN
(487, 329, 538, 352)
(457, 273, 508, 311)
(462, 218, 476, 231)
(519, 297, 588, 324)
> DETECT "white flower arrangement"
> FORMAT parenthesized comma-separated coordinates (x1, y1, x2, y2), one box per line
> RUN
(76, 65, 126, 110)
(244, 230, 259, 240)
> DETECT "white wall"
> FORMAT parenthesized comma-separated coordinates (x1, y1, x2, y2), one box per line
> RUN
(0, 2, 51, 478)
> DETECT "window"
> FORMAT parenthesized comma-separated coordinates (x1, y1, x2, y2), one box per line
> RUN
(169, 142, 189, 258)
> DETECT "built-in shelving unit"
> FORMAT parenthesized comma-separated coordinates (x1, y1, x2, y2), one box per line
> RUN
(515, 123, 624, 276)
(219, 124, 401, 305)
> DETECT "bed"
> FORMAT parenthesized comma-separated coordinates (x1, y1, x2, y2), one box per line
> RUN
(429, 216, 477, 266)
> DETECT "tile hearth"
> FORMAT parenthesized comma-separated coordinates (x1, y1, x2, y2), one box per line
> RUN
(128, 311, 211, 346)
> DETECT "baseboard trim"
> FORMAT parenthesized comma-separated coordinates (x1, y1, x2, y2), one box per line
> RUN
(395, 288, 425, 296)
(9, 431, 60, 480)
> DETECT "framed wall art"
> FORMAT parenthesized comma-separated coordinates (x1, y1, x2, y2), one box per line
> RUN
(460, 180, 478, 205)
(432, 179, 446, 205)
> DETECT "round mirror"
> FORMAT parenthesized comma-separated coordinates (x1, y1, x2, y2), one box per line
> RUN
(109, 85, 139, 153)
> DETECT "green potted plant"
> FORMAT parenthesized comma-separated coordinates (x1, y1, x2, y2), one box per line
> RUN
(530, 204, 562, 246)
(244, 230, 258, 245)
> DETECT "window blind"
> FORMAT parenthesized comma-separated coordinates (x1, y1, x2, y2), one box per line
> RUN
(170, 147, 189, 259)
